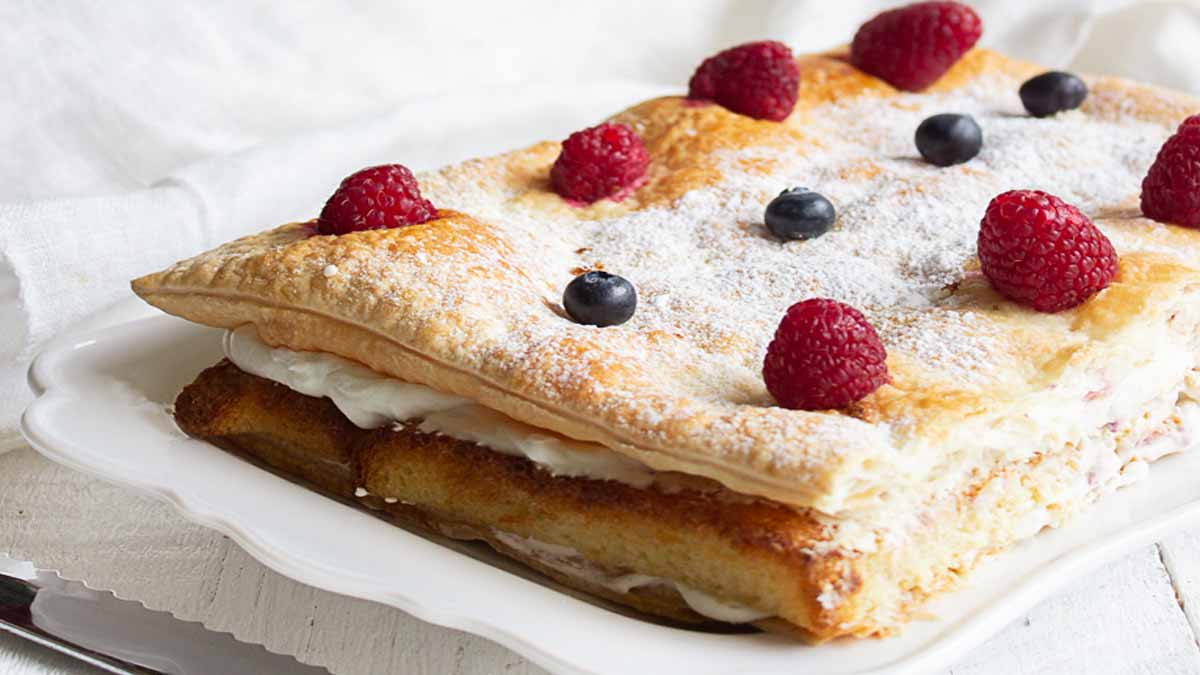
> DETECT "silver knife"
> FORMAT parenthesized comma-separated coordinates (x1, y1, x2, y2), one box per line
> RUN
(0, 556, 330, 675)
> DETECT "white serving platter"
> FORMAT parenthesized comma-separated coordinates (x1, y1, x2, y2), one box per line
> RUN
(22, 303, 1200, 675)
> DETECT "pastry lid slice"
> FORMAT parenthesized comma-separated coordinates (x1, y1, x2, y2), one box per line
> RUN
(133, 49, 1200, 519)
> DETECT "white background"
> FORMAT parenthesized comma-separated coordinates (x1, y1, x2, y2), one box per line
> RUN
(3, 1, 1200, 672)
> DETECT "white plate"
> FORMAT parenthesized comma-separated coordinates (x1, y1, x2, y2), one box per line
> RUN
(21, 305, 1200, 675)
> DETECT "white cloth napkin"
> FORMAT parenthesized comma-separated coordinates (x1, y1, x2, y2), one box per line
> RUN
(2, 0, 1198, 446)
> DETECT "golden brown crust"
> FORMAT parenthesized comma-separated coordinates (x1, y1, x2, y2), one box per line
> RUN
(175, 360, 363, 494)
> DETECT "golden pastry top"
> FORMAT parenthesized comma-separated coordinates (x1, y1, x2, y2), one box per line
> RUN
(133, 49, 1200, 519)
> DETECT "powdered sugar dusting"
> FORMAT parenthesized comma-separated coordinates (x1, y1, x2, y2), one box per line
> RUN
(536, 74, 1168, 393)
(872, 308, 1003, 385)
(408, 71, 1174, 417)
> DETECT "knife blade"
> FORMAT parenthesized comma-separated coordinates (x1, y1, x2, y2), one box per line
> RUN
(0, 556, 330, 675)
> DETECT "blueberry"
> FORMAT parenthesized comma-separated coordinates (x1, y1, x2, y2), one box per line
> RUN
(764, 188, 836, 241)
(563, 271, 636, 327)
(1019, 71, 1088, 118)
(915, 113, 983, 167)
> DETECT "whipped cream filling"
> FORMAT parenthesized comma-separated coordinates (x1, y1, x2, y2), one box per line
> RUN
(827, 314, 1200, 522)
(223, 327, 656, 487)
(491, 531, 771, 623)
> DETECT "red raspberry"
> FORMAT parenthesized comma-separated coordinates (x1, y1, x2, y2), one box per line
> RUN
(763, 299, 889, 411)
(687, 41, 800, 121)
(550, 122, 649, 204)
(317, 164, 436, 235)
(978, 190, 1118, 313)
(1141, 124, 1200, 228)
(850, 1, 982, 92)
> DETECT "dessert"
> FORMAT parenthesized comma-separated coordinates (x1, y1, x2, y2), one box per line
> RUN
(132, 1, 1200, 641)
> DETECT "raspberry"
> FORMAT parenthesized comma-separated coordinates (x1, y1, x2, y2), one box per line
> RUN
(687, 41, 800, 121)
(1141, 123, 1200, 228)
(317, 164, 436, 235)
(978, 190, 1118, 313)
(850, 1, 982, 92)
(763, 299, 889, 411)
(550, 123, 649, 204)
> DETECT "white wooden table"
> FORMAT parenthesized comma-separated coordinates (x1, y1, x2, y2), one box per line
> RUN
(0, 447, 1198, 674)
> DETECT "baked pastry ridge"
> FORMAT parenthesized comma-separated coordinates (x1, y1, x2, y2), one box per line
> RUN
(134, 47, 1200, 638)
